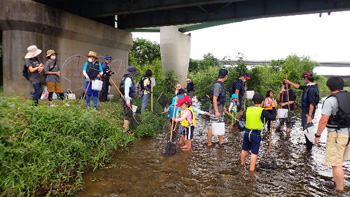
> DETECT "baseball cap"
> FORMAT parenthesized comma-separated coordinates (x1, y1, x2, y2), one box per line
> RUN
(231, 93, 238, 100)
(177, 96, 193, 108)
(243, 73, 251, 80)
(301, 71, 312, 78)
(252, 93, 264, 104)
(218, 68, 229, 78)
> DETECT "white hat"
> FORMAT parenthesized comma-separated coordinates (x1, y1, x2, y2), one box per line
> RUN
(25, 45, 42, 59)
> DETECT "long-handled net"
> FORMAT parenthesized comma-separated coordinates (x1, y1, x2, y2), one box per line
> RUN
(162, 96, 178, 157)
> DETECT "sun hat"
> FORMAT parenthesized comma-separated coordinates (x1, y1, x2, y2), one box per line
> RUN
(252, 93, 264, 104)
(46, 49, 56, 57)
(230, 93, 238, 100)
(177, 96, 193, 108)
(87, 51, 97, 58)
(25, 45, 42, 59)
(105, 55, 113, 60)
(126, 66, 138, 76)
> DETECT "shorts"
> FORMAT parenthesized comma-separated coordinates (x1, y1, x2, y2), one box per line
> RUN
(242, 130, 261, 155)
(121, 98, 133, 120)
(46, 82, 63, 93)
(325, 131, 350, 166)
(210, 115, 224, 124)
(182, 126, 194, 140)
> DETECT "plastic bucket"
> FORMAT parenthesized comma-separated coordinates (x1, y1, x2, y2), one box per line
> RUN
(132, 105, 138, 113)
(277, 109, 288, 118)
(303, 124, 317, 143)
(212, 122, 225, 136)
(92, 80, 103, 91)
(246, 91, 254, 100)
(107, 94, 114, 100)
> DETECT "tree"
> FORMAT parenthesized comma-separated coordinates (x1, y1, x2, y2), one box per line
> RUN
(129, 38, 160, 66)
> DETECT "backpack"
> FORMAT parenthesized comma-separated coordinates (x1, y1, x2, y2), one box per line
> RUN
(302, 84, 320, 108)
(209, 80, 226, 104)
(327, 91, 350, 129)
(23, 64, 29, 80)
(135, 79, 144, 98)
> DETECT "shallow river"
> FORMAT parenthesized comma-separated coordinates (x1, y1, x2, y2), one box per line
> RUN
(76, 98, 350, 196)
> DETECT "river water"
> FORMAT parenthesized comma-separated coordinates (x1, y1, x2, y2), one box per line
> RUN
(76, 98, 350, 196)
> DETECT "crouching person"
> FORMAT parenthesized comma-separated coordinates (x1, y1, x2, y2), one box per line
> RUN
(173, 96, 196, 151)
(241, 93, 277, 172)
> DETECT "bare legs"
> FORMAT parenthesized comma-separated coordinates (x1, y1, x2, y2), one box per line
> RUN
(241, 150, 258, 172)
(207, 128, 223, 146)
(333, 166, 344, 191)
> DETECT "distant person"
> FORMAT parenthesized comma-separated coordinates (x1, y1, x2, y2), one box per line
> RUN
(285, 71, 320, 149)
(228, 93, 239, 132)
(119, 66, 138, 134)
(264, 90, 275, 131)
(44, 49, 64, 107)
(186, 76, 195, 98)
(99, 55, 113, 102)
(175, 83, 182, 95)
(277, 82, 296, 134)
(230, 73, 251, 120)
(240, 93, 277, 172)
(315, 77, 350, 191)
(83, 51, 103, 109)
(140, 69, 153, 113)
(207, 68, 228, 146)
(25, 45, 45, 106)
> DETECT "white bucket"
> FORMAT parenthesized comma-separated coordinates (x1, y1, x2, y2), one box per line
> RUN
(303, 124, 317, 143)
(277, 109, 289, 118)
(132, 105, 138, 113)
(212, 122, 225, 136)
(246, 91, 254, 100)
(92, 80, 103, 91)
(107, 94, 114, 100)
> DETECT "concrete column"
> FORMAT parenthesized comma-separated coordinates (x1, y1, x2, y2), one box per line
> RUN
(0, 0, 132, 96)
(160, 26, 191, 87)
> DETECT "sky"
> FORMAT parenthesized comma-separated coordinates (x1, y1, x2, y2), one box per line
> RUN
(132, 10, 350, 75)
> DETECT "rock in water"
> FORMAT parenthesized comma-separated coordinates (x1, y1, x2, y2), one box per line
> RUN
(162, 142, 176, 157)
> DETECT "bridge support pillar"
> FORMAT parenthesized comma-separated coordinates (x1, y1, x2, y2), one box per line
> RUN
(0, 0, 132, 96)
(160, 26, 191, 87)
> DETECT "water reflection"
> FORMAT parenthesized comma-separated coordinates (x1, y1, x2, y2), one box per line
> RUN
(76, 99, 350, 196)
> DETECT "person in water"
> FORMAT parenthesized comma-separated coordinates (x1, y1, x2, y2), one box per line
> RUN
(264, 90, 275, 131)
(240, 93, 277, 172)
(228, 93, 239, 131)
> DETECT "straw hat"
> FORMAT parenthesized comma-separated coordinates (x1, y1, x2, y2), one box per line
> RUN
(87, 51, 97, 58)
(46, 49, 56, 57)
(25, 45, 42, 59)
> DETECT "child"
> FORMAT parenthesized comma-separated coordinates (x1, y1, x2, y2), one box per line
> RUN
(172, 96, 196, 151)
(241, 93, 277, 171)
(228, 93, 239, 131)
(264, 90, 274, 130)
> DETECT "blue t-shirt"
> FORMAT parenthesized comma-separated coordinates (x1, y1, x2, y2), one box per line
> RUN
(230, 78, 245, 98)
(83, 61, 103, 82)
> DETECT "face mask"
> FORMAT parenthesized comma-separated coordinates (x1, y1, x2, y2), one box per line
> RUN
(51, 55, 56, 60)
(302, 80, 306, 84)
(242, 79, 246, 82)
(88, 58, 93, 63)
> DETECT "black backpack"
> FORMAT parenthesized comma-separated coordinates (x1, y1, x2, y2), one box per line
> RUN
(209, 80, 225, 103)
(327, 91, 350, 129)
(23, 64, 29, 80)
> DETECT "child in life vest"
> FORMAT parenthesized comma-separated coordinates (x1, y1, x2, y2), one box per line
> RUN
(241, 93, 277, 171)
(264, 90, 275, 130)
(229, 93, 239, 131)
(173, 96, 196, 151)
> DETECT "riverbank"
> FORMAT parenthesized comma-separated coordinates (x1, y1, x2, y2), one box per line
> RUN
(0, 94, 168, 196)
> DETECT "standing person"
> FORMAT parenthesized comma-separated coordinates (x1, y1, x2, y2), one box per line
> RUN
(230, 73, 251, 120)
(207, 68, 228, 146)
(285, 71, 320, 149)
(264, 90, 275, 131)
(44, 49, 64, 107)
(228, 93, 239, 131)
(315, 77, 350, 191)
(140, 69, 153, 113)
(25, 45, 45, 106)
(99, 55, 113, 102)
(240, 93, 277, 172)
(186, 76, 195, 98)
(82, 51, 103, 109)
(277, 82, 296, 134)
(173, 96, 196, 151)
(119, 66, 138, 134)
(175, 84, 182, 95)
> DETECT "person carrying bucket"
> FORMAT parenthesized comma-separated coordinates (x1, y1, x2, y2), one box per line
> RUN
(173, 96, 196, 151)
(229, 73, 251, 121)
(228, 93, 239, 132)
(277, 82, 296, 134)
(264, 90, 276, 131)
(240, 93, 277, 172)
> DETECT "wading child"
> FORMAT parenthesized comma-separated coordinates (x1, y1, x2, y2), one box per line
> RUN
(228, 93, 239, 131)
(241, 93, 277, 171)
(264, 90, 274, 130)
(173, 96, 196, 151)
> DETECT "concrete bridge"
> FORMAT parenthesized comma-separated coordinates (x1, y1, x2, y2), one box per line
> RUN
(2, 0, 350, 95)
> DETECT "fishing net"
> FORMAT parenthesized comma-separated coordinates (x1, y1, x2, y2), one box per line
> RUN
(158, 92, 168, 108)
(162, 128, 178, 157)
(259, 153, 277, 169)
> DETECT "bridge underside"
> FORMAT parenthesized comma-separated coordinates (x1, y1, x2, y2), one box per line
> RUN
(33, 0, 350, 32)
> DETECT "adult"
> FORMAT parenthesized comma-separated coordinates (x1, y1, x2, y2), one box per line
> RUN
(315, 77, 350, 191)
(229, 73, 251, 120)
(277, 82, 296, 133)
(140, 69, 153, 113)
(285, 71, 319, 149)
(82, 51, 103, 109)
(25, 45, 45, 106)
(207, 68, 228, 146)
(186, 76, 195, 98)
(44, 49, 64, 107)
(119, 66, 138, 134)
(99, 55, 113, 102)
